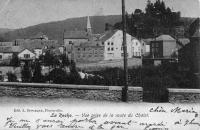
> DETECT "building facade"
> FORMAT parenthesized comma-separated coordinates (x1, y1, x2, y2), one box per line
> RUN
(73, 41, 104, 63)
(150, 35, 178, 58)
(18, 49, 36, 60)
(100, 30, 144, 60)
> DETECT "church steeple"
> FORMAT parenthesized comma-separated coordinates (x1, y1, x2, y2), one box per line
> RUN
(87, 16, 92, 34)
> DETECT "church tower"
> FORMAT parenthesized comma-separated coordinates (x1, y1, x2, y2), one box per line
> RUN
(87, 16, 92, 34)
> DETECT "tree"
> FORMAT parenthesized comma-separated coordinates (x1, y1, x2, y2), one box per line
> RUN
(32, 60, 44, 83)
(42, 50, 55, 67)
(134, 9, 143, 15)
(7, 71, 17, 82)
(21, 61, 32, 82)
(10, 53, 20, 67)
(49, 68, 69, 84)
(69, 60, 81, 84)
(60, 54, 70, 67)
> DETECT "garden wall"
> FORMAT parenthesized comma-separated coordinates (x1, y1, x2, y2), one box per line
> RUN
(0, 82, 143, 102)
(168, 88, 200, 103)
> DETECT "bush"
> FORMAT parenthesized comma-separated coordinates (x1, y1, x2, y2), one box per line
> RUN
(7, 72, 18, 82)
(21, 62, 32, 82)
(32, 60, 44, 83)
(49, 68, 69, 84)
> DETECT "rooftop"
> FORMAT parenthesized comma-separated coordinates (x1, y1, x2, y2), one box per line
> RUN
(192, 28, 200, 38)
(15, 39, 58, 51)
(155, 35, 175, 41)
(99, 30, 118, 42)
(0, 46, 23, 53)
(74, 40, 103, 47)
(64, 30, 89, 39)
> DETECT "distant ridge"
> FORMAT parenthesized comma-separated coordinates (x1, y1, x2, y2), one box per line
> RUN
(0, 15, 122, 44)
(0, 28, 14, 34)
(0, 15, 195, 44)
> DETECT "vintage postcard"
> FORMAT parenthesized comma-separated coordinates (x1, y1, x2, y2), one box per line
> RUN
(0, 0, 199, 130)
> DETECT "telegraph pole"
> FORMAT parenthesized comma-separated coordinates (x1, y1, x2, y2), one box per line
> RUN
(121, 0, 128, 102)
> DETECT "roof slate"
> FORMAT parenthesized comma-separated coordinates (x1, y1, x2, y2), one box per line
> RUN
(99, 30, 117, 42)
(0, 46, 23, 53)
(64, 30, 89, 39)
(15, 39, 58, 51)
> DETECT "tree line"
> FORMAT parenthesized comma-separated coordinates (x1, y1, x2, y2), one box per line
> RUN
(111, 0, 182, 38)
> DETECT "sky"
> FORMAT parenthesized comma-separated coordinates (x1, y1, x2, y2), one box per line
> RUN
(0, 0, 199, 29)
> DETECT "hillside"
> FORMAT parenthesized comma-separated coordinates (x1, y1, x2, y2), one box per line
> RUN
(0, 15, 121, 44)
(0, 15, 196, 44)
(0, 28, 14, 34)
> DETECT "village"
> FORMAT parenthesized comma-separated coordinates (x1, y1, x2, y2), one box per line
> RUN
(0, 15, 198, 82)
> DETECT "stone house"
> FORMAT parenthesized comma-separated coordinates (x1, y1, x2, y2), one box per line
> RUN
(73, 41, 104, 63)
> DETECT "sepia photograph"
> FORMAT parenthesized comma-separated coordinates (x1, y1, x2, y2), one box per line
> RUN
(0, 0, 199, 129)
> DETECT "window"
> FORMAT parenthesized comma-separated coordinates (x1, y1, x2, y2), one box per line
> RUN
(24, 54, 30, 58)
(0, 55, 2, 60)
(151, 42, 161, 58)
(77, 48, 80, 51)
(102, 42, 104, 45)
(111, 47, 114, 51)
(108, 42, 110, 45)
(108, 47, 110, 51)
(83, 48, 86, 51)
(111, 42, 114, 45)
(69, 41, 73, 44)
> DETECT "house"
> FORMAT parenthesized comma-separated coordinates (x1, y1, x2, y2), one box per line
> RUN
(142, 38, 153, 56)
(73, 41, 104, 63)
(0, 42, 13, 46)
(14, 34, 58, 58)
(150, 34, 178, 58)
(0, 46, 22, 64)
(99, 30, 143, 60)
(0, 47, 13, 64)
(18, 49, 36, 61)
(69, 29, 144, 63)
(142, 35, 179, 66)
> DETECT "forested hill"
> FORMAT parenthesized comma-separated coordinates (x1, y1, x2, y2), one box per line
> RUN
(0, 15, 121, 44)
(0, 14, 195, 44)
